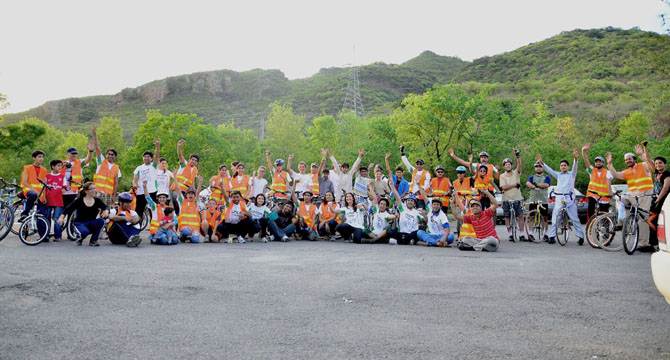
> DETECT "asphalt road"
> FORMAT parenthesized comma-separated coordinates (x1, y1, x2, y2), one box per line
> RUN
(1, 226, 668, 360)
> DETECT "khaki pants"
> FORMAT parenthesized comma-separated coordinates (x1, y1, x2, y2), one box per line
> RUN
(457, 236, 499, 252)
(622, 194, 652, 247)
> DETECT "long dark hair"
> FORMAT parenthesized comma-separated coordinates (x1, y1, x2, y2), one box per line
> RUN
(344, 192, 357, 209)
(321, 191, 335, 205)
(79, 182, 96, 198)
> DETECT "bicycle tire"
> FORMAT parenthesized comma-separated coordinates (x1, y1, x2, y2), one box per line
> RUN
(622, 214, 639, 255)
(10, 200, 23, 235)
(590, 214, 622, 251)
(524, 210, 543, 243)
(510, 208, 517, 242)
(557, 211, 569, 246)
(19, 215, 50, 246)
(140, 208, 151, 231)
(65, 213, 78, 240)
(0, 205, 14, 241)
(585, 216, 601, 248)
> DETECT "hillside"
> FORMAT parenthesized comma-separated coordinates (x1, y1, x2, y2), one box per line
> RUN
(4, 27, 670, 139)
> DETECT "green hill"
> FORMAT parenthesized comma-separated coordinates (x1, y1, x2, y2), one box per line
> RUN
(4, 27, 669, 140)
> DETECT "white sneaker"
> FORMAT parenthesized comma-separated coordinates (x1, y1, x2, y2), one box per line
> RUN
(262, 236, 268, 243)
(389, 238, 398, 245)
(281, 235, 289, 242)
(227, 237, 234, 244)
(237, 236, 245, 244)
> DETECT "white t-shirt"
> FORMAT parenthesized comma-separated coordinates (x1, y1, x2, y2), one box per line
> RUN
(62, 157, 90, 195)
(248, 203, 270, 220)
(155, 168, 173, 195)
(96, 155, 122, 178)
(292, 172, 313, 193)
(134, 163, 158, 195)
(370, 207, 391, 235)
(109, 208, 140, 229)
(252, 177, 268, 197)
(341, 206, 365, 229)
(225, 202, 245, 224)
(397, 203, 421, 233)
(427, 210, 450, 236)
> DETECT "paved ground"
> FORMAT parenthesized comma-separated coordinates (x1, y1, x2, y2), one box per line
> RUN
(1, 225, 668, 359)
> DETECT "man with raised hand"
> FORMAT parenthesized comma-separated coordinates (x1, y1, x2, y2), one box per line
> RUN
(452, 189, 500, 252)
(499, 146, 526, 242)
(92, 126, 121, 208)
(400, 145, 431, 210)
(61, 143, 94, 209)
(329, 148, 363, 203)
(133, 140, 160, 223)
(172, 139, 199, 215)
(581, 143, 613, 222)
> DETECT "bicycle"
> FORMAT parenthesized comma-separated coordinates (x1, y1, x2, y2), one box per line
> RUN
(524, 200, 546, 243)
(621, 192, 655, 255)
(502, 200, 523, 242)
(550, 191, 574, 246)
(584, 192, 622, 250)
(0, 178, 21, 241)
(18, 179, 51, 246)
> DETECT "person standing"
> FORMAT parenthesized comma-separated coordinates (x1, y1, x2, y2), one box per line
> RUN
(265, 150, 292, 201)
(91, 127, 121, 208)
(526, 161, 552, 242)
(385, 153, 410, 202)
(400, 146, 431, 210)
(172, 139, 199, 214)
(61, 144, 93, 209)
(499, 147, 526, 242)
(133, 140, 160, 223)
(428, 165, 451, 214)
(45, 159, 66, 242)
(250, 167, 268, 198)
(19, 150, 48, 220)
(581, 144, 613, 222)
(329, 148, 363, 202)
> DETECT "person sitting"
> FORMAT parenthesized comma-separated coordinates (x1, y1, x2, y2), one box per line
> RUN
(415, 186, 453, 247)
(361, 184, 396, 244)
(292, 186, 318, 241)
(216, 191, 254, 243)
(387, 177, 421, 245)
(107, 192, 142, 247)
(175, 174, 203, 243)
(317, 191, 339, 241)
(247, 194, 271, 242)
(58, 182, 108, 246)
(153, 207, 178, 245)
(451, 189, 500, 252)
(336, 192, 368, 243)
(201, 199, 222, 243)
(261, 202, 297, 242)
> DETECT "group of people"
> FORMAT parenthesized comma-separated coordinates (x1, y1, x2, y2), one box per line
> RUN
(17, 126, 669, 253)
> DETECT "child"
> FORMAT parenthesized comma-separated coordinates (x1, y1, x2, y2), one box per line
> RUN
(201, 199, 222, 242)
(154, 207, 178, 245)
(45, 159, 67, 242)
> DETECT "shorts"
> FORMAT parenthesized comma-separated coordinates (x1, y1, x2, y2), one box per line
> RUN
(529, 203, 548, 217)
(502, 200, 523, 217)
(97, 192, 115, 208)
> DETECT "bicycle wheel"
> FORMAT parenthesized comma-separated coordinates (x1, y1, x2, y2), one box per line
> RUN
(0, 205, 14, 241)
(585, 216, 601, 248)
(557, 212, 569, 246)
(590, 214, 622, 251)
(140, 208, 151, 231)
(19, 215, 50, 246)
(10, 200, 23, 235)
(65, 213, 78, 240)
(622, 214, 639, 255)
(525, 210, 543, 243)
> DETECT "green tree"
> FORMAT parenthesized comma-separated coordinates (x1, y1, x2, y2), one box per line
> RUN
(618, 111, 650, 147)
(264, 102, 307, 161)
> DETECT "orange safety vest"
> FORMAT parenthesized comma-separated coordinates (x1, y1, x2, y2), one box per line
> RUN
(209, 175, 231, 204)
(479, 163, 496, 184)
(60, 158, 83, 192)
(149, 204, 166, 235)
(623, 163, 654, 193)
(21, 164, 48, 199)
(177, 199, 200, 232)
(93, 159, 120, 195)
(231, 174, 250, 195)
(223, 201, 247, 222)
(474, 176, 495, 199)
(459, 209, 476, 239)
(203, 209, 222, 231)
(311, 173, 320, 196)
(319, 202, 339, 223)
(298, 202, 317, 228)
(453, 177, 474, 199)
(107, 208, 134, 232)
(174, 164, 198, 192)
(587, 167, 610, 202)
(270, 170, 289, 198)
(130, 192, 137, 211)
(430, 177, 452, 206)
(410, 168, 430, 200)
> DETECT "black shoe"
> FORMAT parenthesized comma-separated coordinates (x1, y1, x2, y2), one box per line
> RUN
(528, 234, 536, 242)
(638, 245, 658, 253)
(578, 238, 584, 246)
(548, 237, 556, 244)
(543, 235, 549, 242)
(89, 241, 99, 247)
(519, 235, 527, 242)
(508, 235, 515, 242)
(75, 239, 82, 246)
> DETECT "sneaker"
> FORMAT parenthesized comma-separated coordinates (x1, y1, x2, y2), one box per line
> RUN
(328, 235, 335, 242)
(89, 241, 99, 247)
(237, 236, 246, 244)
(126, 235, 141, 247)
(262, 236, 268, 243)
(638, 245, 657, 253)
(548, 237, 556, 244)
(75, 239, 82, 246)
(528, 234, 535, 242)
(361, 238, 373, 244)
(543, 235, 549, 242)
(410, 239, 417, 245)
(389, 238, 398, 245)
(179, 235, 187, 243)
(53, 238, 61, 242)
(281, 235, 289, 242)
(227, 237, 234, 244)
(519, 235, 527, 242)
(508, 235, 515, 242)
(577, 237, 584, 246)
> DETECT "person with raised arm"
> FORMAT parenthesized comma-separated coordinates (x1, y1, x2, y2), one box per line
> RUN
(91, 127, 121, 208)
(132, 140, 160, 224)
(451, 189, 500, 252)
(266, 150, 292, 201)
(329, 148, 363, 202)
(400, 145, 431, 210)
(61, 142, 94, 208)
(386, 177, 421, 245)
(385, 153, 409, 202)
(171, 139, 199, 215)
(581, 143, 613, 222)
(449, 148, 500, 180)
(499, 146, 526, 242)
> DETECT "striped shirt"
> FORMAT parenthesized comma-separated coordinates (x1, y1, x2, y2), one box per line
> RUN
(464, 208, 499, 242)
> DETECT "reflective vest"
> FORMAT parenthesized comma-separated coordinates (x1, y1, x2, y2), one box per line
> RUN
(459, 209, 476, 239)
(231, 174, 250, 195)
(298, 202, 317, 228)
(60, 158, 83, 192)
(203, 209, 222, 231)
(21, 164, 47, 199)
(623, 163, 654, 193)
(311, 173, 320, 196)
(177, 199, 200, 232)
(430, 177, 451, 206)
(587, 167, 610, 202)
(319, 202, 339, 223)
(210, 175, 230, 203)
(93, 159, 119, 195)
(270, 169, 289, 198)
(453, 177, 474, 200)
(479, 163, 496, 184)
(108, 208, 134, 232)
(149, 204, 166, 235)
(130, 191, 137, 211)
(223, 201, 247, 223)
(410, 168, 429, 200)
(174, 164, 198, 192)
(474, 176, 495, 199)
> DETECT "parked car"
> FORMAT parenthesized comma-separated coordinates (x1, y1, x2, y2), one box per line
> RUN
(651, 197, 670, 304)
(547, 186, 588, 223)
(611, 184, 628, 195)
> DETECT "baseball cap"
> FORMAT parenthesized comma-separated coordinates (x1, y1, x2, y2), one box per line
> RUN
(67, 147, 78, 154)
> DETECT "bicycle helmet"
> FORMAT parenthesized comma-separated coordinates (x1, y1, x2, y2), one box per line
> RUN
(185, 187, 197, 195)
(275, 159, 285, 166)
(479, 151, 490, 158)
(434, 165, 445, 172)
(405, 194, 417, 201)
(534, 161, 543, 167)
(415, 159, 425, 165)
(502, 158, 512, 165)
(156, 190, 169, 198)
(456, 166, 467, 172)
(118, 192, 133, 203)
(594, 156, 605, 162)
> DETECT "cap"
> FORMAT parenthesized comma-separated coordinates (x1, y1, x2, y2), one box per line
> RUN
(415, 159, 425, 165)
(405, 194, 417, 201)
(67, 147, 78, 154)
(594, 156, 605, 162)
(624, 152, 636, 160)
(302, 190, 313, 196)
(456, 166, 467, 172)
(479, 151, 490, 158)
(435, 165, 445, 172)
(534, 161, 543, 167)
(118, 192, 133, 203)
(156, 190, 169, 197)
(431, 197, 443, 204)
(502, 158, 512, 165)
(469, 199, 482, 207)
(185, 187, 197, 194)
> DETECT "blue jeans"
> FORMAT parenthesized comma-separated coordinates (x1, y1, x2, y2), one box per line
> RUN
(179, 227, 200, 243)
(21, 191, 47, 217)
(107, 221, 141, 245)
(417, 230, 454, 245)
(151, 228, 179, 245)
(74, 218, 105, 242)
(45, 206, 64, 239)
(318, 220, 338, 236)
(261, 217, 295, 240)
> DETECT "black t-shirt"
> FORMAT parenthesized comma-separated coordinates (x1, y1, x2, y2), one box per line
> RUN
(63, 197, 107, 223)
(275, 212, 294, 229)
(656, 170, 670, 204)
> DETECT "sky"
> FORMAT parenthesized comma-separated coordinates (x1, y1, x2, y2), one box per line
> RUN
(0, 0, 667, 114)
